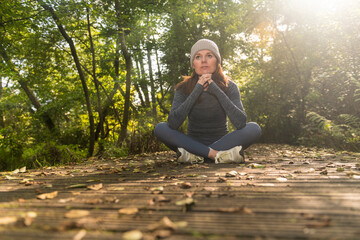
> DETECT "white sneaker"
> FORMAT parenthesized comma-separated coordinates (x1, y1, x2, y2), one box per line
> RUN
(177, 148, 204, 164)
(215, 146, 244, 164)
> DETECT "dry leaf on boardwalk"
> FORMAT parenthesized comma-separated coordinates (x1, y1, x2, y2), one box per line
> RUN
(122, 230, 143, 240)
(65, 210, 90, 219)
(148, 216, 177, 231)
(154, 196, 171, 203)
(184, 192, 194, 198)
(37, 191, 58, 200)
(175, 198, 195, 212)
(203, 187, 218, 192)
(276, 177, 288, 182)
(306, 220, 331, 228)
(218, 206, 253, 214)
(23, 211, 37, 226)
(150, 186, 164, 194)
(73, 229, 87, 240)
(118, 207, 139, 215)
(217, 177, 227, 182)
(67, 184, 87, 189)
(226, 170, 238, 177)
(87, 183, 103, 190)
(0, 217, 18, 225)
(179, 182, 192, 189)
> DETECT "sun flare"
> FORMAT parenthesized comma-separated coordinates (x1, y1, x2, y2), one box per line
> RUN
(291, 0, 357, 15)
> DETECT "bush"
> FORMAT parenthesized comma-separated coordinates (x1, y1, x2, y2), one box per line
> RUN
(21, 142, 86, 169)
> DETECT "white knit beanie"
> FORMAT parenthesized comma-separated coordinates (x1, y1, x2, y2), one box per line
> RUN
(190, 39, 221, 67)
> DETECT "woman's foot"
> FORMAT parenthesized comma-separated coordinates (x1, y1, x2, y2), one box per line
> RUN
(214, 146, 244, 164)
(177, 148, 204, 164)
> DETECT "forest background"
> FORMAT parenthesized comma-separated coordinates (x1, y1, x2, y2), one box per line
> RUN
(1, 0, 359, 170)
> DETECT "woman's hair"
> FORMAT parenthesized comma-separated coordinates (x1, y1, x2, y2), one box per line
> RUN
(175, 64, 229, 95)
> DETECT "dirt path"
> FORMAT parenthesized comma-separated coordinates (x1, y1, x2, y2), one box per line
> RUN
(1, 144, 360, 239)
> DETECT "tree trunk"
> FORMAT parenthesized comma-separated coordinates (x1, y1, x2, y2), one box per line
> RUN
(87, 7, 104, 155)
(0, 42, 55, 131)
(153, 36, 164, 97)
(134, 54, 145, 107)
(0, 77, 4, 128)
(115, 0, 132, 147)
(146, 44, 157, 120)
(39, 1, 95, 156)
(138, 47, 150, 107)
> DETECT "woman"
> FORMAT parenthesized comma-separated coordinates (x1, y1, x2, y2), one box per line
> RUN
(154, 39, 261, 164)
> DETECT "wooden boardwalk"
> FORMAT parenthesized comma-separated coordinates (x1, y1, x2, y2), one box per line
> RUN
(0, 144, 360, 239)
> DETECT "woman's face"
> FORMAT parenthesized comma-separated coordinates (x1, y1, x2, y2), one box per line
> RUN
(192, 50, 217, 75)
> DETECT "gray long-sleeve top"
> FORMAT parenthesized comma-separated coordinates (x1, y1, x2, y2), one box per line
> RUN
(167, 80, 247, 145)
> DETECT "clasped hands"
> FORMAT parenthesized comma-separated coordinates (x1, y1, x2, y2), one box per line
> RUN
(198, 74, 213, 91)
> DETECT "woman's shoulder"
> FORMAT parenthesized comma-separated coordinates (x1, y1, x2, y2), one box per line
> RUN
(227, 79, 239, 90)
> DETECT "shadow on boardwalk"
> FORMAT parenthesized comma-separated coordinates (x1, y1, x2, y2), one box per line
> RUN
(0, 144, 360, 239)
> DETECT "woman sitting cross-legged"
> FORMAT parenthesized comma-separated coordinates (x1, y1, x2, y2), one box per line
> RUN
(154, 39, 261, 164)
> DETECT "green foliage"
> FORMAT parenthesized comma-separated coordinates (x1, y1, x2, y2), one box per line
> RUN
(1, 0, 360, 170)
(301, 112, 360, 151)
(21, 142, 86, 169)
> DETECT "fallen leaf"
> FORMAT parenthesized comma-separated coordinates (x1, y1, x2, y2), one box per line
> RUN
(184, 192, 194, 198)
(122, 230, 143, 240)
(86, 179, 101, 183)
(23, 211, 37, 226)
(179, 182, 192, 189)
(20, 178, 34, 184)
(187, 174, 198, 177)
(0, 216, 18, 225)
(257, 183, 275, 187)
(197, 175, 207, 178)
(150, 186, 164, 194)
(5, 175, 20, 180)
(118, 208, 139, 215)
(246, 175, 255, 180)
(153, 229, 172, 238)
(108, 187, 125, 191)
(217, 177, 227, 182)
(59, 198, 75, 203)
(173, 221, 188, 228)
(203, 187, 217, 192)
(320, 169, 328, 175)
(87, 183, 103, 191)
(75, 217, 100, 228)
(218, 206, 253, 214)
(175, 198, 195, 212)
(249, 163, 266, 169)
(67, 184, 87, 189)
(19, 166, 27, 173)
(37, 191, 58, 200)
(306, 220, 331, 228)
(225, 170, 238, 177)
(65, 210, 90, 219)
(148, 216, 177, 231)
(276, 177, 288, 182)
(153, 196, 171, 203)
(73, 229, 87, 240)
(83, 198, 103, 204)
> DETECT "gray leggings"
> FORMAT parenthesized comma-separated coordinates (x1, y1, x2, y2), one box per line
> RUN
(154, 122, 261, 158)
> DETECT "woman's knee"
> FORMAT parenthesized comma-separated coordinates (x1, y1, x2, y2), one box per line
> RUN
(246, 122, 262, 138)
(154, 122, 169, 138)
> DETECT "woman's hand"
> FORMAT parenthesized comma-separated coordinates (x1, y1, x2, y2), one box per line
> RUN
(198, 74, 213, 91)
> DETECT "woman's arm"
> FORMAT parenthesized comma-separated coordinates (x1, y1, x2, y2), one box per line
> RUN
(167, 83, 204, 129)
(207, 80, 247, 129)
